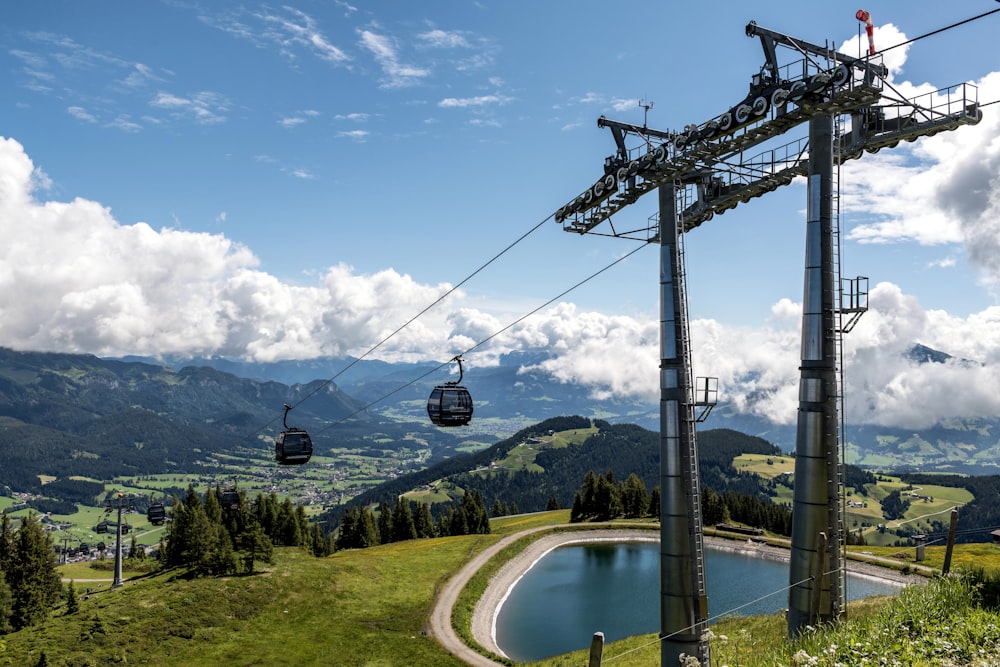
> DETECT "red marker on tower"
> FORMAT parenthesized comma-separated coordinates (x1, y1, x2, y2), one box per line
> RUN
(856, 9, 875, 55)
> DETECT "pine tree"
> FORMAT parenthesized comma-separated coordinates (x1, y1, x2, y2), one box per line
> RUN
(203, 486, 223, 525)
(164, 488, 216, 571)
(276, 498, 301, 547)
(546, 496, 561, 511)
(236, 521, 273, 573)
(413, 502, 435, 539)
(357, 507, 379, 547)
(621, 473, 648, 519)
(594, 473, 622, 521)
(0, 570, 13, 633)
(7, 512, 61, 630)
(391, 498, 417, 543)
(580, 470, 598, 518)
(491, 499, 506, 517)
(648, 486, 661, 519)
(377, 502, 394, 544)
(335, 507, 359, 550)
(310, 523, 332, 557)
(64, 580, 79, 615)
(570, 492, 584, 523)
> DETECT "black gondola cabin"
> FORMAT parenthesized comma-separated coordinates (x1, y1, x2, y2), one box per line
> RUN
(427, 356, 473, 427)
(275, 427, 313, 465)
(147, 502, 166, 526)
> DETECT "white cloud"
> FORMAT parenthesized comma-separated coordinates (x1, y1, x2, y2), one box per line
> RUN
(256, 7, 350, 64)
(150, 91, 230, 125)
(67, 106, 96, 123)
(836, 24, 1000, 288)
(358, 29, 429, 88)
(336, 129, 369, 141)
(2, 138, 1000, 431)
(438, 94, 513, 109)
(418, 29, 470, 49)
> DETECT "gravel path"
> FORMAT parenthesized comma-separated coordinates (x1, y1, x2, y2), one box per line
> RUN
(428, 525, 927, 665)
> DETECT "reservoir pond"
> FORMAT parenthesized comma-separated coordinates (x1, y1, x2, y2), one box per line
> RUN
(495, 542, 903, 662)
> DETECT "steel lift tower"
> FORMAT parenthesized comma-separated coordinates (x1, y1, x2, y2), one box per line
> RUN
(104, 491, 136, 589)
(553, 15, 981, 664)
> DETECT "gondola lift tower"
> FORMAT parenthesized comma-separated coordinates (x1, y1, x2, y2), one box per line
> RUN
(553, 10, 982, 665)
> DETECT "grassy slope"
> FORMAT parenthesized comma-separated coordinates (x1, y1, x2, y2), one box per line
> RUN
(2, 513, 563, 666)
(4, 510, 1000, 666)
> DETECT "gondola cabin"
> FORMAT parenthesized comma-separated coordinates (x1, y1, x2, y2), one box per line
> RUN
(147, 502, 167, 526)
(275, 427, 313, 465)
(427, 385, 473, 427)
(221, 488, 240, 511)
(427, 355, 473, 427)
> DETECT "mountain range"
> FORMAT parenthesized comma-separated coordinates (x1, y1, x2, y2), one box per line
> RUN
(1, 342, 998, 499)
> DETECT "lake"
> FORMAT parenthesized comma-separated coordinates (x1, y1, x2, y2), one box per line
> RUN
(495, 541, 903, 662)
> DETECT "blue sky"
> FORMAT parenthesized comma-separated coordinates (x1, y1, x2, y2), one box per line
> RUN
(2, 1, 1000, 429)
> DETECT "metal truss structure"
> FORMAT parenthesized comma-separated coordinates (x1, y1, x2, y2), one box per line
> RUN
(556, 23, 980, 242)
(554, 17, 982, 667)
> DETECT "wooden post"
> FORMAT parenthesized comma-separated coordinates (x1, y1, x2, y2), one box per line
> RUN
(809, 532, 828, 625)
(942, 509, 959, 574)
(588, 632, 604, 667)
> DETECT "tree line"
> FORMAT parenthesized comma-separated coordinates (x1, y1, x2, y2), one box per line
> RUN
(335, 489, 490, 550)
(160, 485, 334, 576)
(570, 471, 658, 522)
(568, 469, 792, 536)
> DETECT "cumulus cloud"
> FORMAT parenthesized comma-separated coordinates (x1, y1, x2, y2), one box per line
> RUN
(2, 138, 1000, 431)
(837, 25, 1000, 287)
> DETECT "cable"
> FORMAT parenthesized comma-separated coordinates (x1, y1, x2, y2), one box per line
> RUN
(288, 211, 556, 412)
(231, 211, 556, 448)
(311, 241, 649, 434)
(877, 7, 1000, 54)
(602, 575, 818, 663)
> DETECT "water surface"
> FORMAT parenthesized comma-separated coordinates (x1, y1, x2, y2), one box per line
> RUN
(495, 542, 902, 662)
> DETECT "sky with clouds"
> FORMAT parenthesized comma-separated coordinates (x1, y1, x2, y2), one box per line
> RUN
(2, 1, 1000, 430)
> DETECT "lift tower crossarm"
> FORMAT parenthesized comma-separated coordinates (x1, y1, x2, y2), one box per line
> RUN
(746, 21, 888, 80)
(554, 21, 887, 236)
(674, 81, 982, 232)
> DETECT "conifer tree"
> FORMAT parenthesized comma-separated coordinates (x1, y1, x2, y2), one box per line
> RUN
(570, 492, 585, 523)
(580, 470, 598, 518)
(648, 486, 661, 519)
(276, 498, 301, 546)
(203, 486, 223, 525)
(0, 570, 12, 634)
(413, 502, 435, 539)
(621, 473, 648, 519)
(391, 498, 417, 543)
(335, 507, 358, 550)
(7, 512, 61, 630)
(236, 522, 273, 573)
(357, 507, 379, 547)
(594, 473, 622, 520)
(376, 502, 393, 545)
(491, 499, 506, 517)
(64, 580, 79, 615)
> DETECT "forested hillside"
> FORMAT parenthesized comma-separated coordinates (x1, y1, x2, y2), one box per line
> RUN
(0, 347, 468, 496)
(322, 418, 789, 530)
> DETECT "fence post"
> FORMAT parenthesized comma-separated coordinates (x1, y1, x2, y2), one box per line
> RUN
(942, 509, 958, 574)
(588, 632, 605, 667)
